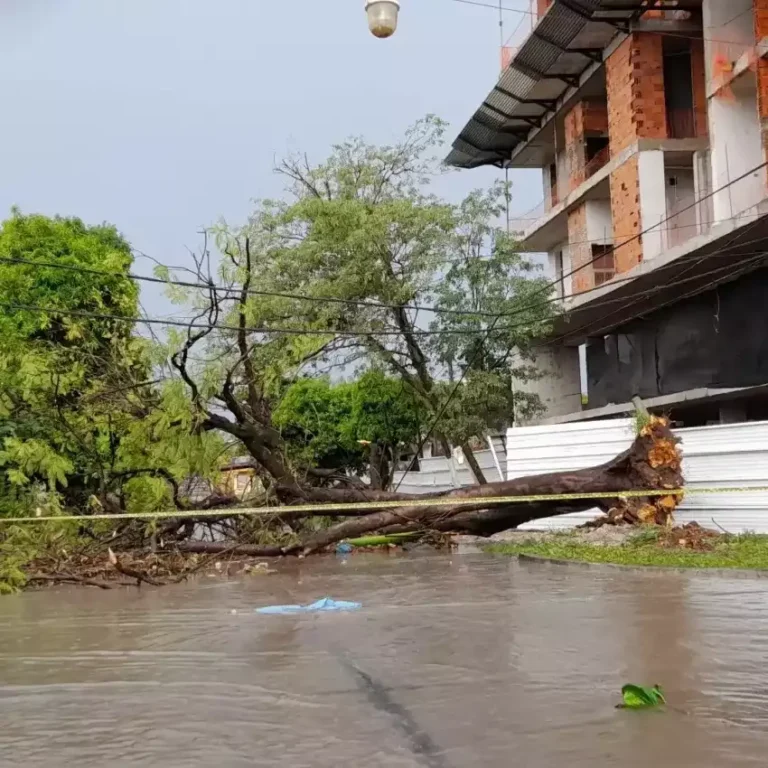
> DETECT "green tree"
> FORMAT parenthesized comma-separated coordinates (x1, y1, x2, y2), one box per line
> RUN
(161, 116, 553, 494)
(0, 212, 220, 520)
(428, 185, 553, 432)
(273, 371, 420, 488)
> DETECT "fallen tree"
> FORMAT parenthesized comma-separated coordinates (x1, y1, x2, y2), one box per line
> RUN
(19, 416, 683, 592)
(175, 415, 683, 557)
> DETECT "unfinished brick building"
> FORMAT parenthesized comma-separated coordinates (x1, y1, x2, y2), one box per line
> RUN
(448, 0, 768, 428)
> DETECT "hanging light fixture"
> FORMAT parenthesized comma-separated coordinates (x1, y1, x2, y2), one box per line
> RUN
(365, 0, 400, 38)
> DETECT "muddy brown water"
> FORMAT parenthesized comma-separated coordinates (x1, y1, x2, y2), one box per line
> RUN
(1, 553, 767, 767)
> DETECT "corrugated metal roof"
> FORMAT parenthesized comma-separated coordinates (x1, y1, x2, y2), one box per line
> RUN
(446, 0, 636, 169)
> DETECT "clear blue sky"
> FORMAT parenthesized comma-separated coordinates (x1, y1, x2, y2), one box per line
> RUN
(0, 0, 541, 312)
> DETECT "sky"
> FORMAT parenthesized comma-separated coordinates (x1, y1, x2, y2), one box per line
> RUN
(0, 0, 542, 313)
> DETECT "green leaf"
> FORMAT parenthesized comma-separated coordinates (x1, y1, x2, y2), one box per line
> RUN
(621, 684, 666, 708)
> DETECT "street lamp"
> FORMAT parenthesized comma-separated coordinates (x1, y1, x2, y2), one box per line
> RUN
(365, 0, 400, 38)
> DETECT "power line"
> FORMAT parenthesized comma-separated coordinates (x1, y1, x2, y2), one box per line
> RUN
(0, 301, 537, 339)
(5, 167, 768, 345)
(0, 250, 620, 325)
(578, 214, 768, 343)
(395, 159, 768, 486)
(6, 231, 751, 327)
(5, 242, 767, 345)
(1, 164, 764, 367)
(0, 246, 692, 323)
(449, 0, 768, 56)
(8, 163, 764, 339)
(536, 208, 768, 362)
(548, 161, 768, 302)
(0, 254, 503, 320)
(451, 0, 527, 13)
(510, 214, 766, 250)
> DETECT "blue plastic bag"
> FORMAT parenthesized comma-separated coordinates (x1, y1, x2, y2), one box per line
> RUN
(256, 597, 362, 615)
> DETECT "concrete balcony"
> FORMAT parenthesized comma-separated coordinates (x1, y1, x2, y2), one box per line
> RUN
(551, 195, 768, 347)
(511, 137, 709, 254)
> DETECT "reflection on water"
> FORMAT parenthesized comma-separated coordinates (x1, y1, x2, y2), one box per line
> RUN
(1, 553, 767, 767)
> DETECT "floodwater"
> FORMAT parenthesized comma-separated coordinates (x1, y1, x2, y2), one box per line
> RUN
(1, 554, 767, 767)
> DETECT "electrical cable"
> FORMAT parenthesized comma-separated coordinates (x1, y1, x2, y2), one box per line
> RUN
(393, 159, 768, 488)
(6, 240, 768, 343)
(0, 254, 504, 320)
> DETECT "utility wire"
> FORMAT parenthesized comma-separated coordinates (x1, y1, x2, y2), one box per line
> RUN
(5, 163, 764, 339)
(540, 161, 768, 306)
(395, 249, 768, 488)
(394, 159, 768, 488)
(0, 301, 535, 338)
(450, 0, 767, 64)
(0, 254, 502, 320)
(5, 241, 768, 343)
(0, 247, 728, 328)
(508, 213, 768, 250)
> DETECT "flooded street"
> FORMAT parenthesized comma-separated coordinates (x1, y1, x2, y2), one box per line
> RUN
(1, 553, 767, 767)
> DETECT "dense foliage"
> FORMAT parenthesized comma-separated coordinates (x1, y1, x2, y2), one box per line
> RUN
(274, 371, 421, 485)
(0, 213, 223, 589)
(0, 118, 558, 590)
(160, 115, 555, 490)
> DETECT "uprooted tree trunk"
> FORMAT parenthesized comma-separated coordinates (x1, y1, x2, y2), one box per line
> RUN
(178, 415, 683, 557)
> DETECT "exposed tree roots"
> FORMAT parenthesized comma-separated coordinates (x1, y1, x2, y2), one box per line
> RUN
(288, 415, 683, 554)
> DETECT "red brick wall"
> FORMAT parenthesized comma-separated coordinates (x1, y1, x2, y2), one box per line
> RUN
(563, 100, 609, 190)
(583, 100, 609, 134)
(690, 39, 708, 138)
(755, 1, 768, 125)
(567, 204, 593, 294)
(609, 156, 643, 274)
(606, 34, 668, 157)
(754, 2, 768, 173)
(564, 104, 586, 188)
(757, 0, 768, 41)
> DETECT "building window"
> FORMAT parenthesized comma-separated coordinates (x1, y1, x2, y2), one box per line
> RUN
(663, 38, 695, 138)
(548, 163, 559, 206)
(555, 250, 565, 297)
(592, 244, 615, 285)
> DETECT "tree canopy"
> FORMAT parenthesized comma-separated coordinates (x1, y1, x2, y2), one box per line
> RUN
(0, 119, 686, 593)
(160, 115, 554, 494)
(274, 371, 421, 488)
(0, 211, 221, 522)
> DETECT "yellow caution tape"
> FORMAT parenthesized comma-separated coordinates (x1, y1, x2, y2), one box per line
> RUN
(1, 485, 768, 524)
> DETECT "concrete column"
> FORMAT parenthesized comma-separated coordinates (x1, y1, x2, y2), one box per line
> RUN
(638, 150, 667, 260)
(709, 92, 764, 222)
(517, 346, 583, 423)
(693, 149, 714, 232)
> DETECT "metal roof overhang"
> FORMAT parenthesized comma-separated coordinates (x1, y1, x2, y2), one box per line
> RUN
(549, 212, 768, 346)
(445, 0, 686, 170)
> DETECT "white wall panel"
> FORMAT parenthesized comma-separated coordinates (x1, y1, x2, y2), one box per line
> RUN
(393, 421, 768, 534)
(509, 419, 768, 533)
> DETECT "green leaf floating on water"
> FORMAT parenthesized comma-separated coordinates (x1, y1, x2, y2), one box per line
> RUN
(620, 684, 666, 709)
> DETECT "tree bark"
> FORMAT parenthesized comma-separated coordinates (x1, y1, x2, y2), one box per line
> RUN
(175, 541, 286, 557)
(369, 442, 387, 490)
(159, 416, 681, 560)
(293, 415, 682, 554)
(460, 442, 487, 485)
